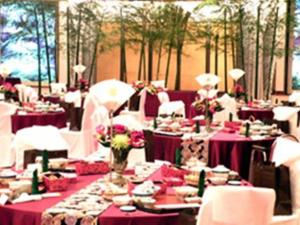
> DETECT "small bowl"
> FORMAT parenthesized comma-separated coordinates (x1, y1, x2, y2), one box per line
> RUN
(112, 195, 132, 207)
(174, 186, 198, 199)
(209, 177, 227, 185)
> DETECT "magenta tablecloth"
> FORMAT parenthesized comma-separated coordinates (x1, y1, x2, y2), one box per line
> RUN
(0, 169, 179, 225)
(237, 108, 274, 121)
(5, 77, 21, 86)
(0, 174, 100, 225)
(145, 90, 198, 117)
(209, 132, 275, 179)
(11, 111, 67, 133)
(153, 134, 182, 163)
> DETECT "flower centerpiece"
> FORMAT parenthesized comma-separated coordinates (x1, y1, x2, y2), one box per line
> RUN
(146, 84, 165, 95)
(192, 95, 223, 131)
(95, 124, 144, 185)
(0, 82, 17, 101)
(229, 84, 246, 100)
(132, 80, 145, 93)
(79, 78, 88, 91)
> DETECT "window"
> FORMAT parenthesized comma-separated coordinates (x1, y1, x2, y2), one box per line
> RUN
(0, 1, 57, 83)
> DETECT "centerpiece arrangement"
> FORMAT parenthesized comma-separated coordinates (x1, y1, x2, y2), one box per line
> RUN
(0, 82, 17, 101)
(96, 124, 144, 186)
(194, 73, 222, 131)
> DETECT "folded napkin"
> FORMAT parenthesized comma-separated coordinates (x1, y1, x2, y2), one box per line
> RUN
(289, 91, 300, 105)
(151, 80, 165, 88)
(12, 193, 42, 204)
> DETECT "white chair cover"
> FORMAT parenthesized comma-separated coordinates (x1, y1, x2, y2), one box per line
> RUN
(157, 92, 170, 104)
(113, 114, 144, 131)
(289, 92, 300, 106)
(50, 83, 67, 95)
(214, 93, 238, 122)
(158, 101, 186, 118)
(0, 102, 17, 134)
(272, 137, 300, 220)
(15, 85, 38, 102)
(64, 90, 82, 108)
(273, 106, 300, 137)
(60, 93, 109, 158)
(197, 186, 275, 225)
(0, 102, 17, 167)
(13, 126, 70, 170)
(151, 80, 165, 88)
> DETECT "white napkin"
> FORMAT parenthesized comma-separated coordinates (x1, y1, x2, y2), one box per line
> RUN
(12, 193, 42, 204)
(64, 90, 81, 107)
(51, 83, 66, 95)
(158, 101, 185, 117)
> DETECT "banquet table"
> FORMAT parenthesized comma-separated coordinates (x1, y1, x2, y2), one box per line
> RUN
(11, 111, 67, 133)
(144, 91, 198, 117)
(150, 130, 275, 179)
(0, 169, 180, 225)
(5, 77, 22, 86)
(237, 107, 274, 121)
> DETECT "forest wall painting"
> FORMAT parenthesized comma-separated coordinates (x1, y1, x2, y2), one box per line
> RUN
(0, 1, 57, 83)
(292, 0, 300, 89)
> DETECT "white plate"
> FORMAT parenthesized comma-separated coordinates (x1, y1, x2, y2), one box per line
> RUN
(120, 205, 136, 212)
(228, 180, 241, 186)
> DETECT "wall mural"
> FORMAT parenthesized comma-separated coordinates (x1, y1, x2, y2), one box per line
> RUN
(0, 1, 57, 83)
(292, 0, 300, 89)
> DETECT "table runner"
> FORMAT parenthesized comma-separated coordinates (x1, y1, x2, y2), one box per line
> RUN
(41, 178, 111, 225)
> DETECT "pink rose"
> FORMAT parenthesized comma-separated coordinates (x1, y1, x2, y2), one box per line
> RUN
(113, 124, 127, 134)
(96, 125, 106, 136)
(130, 130, 144, 148)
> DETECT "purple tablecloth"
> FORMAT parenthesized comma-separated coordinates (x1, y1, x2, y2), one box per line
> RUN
(11, 111, 67, 133)
(238, 108, 274, 121)
(209, 131, 275, 179)
(145, 90, 198, 117)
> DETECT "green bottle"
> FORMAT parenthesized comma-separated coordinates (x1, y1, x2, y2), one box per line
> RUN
(153, 117, 158, 129)
(31, 169, 39, 195)
(175, 148, 182, 167)
(195, 121, 200, 133)
(229, 112, 233, 122)
(245, 122, 250, 137)
(198, 170, 205, 197)
(42, 150, 49, 173)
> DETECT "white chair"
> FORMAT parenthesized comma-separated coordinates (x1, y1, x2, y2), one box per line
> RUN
(272, 136, 300, 224)
(289, 92, 300, 106)
(64, 90, 82, 108)
(12, 126, 70, 170)
(273, 106, 300, 138)
(50, 83, 67, 95)
(158, 100, 186, 118)
(15, 84, 38, 102)
(60, 93, 109, 158)
(197, 186, 297, 225)
(0, 102, 17, 167)
(214, 93, 238, 122)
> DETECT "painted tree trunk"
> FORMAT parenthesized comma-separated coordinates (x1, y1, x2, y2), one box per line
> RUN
(205, 25, 211, 73)
(214, 34, 219, 86)
(66, 7, 71, 88)
(224, 8, 228, 93)
(88, 32, 99, 86)
(120, 8, 127, 82)
(284, 0, 292, 94)
(266, 7, 279, 100)
(238, 7, 246, 91)
(254, 5, 261, 99)
(156, 39, 163, 80)
(41, 4, 51, 92)
(34, 7, 42, 98)
(75, 7, 82, 87)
